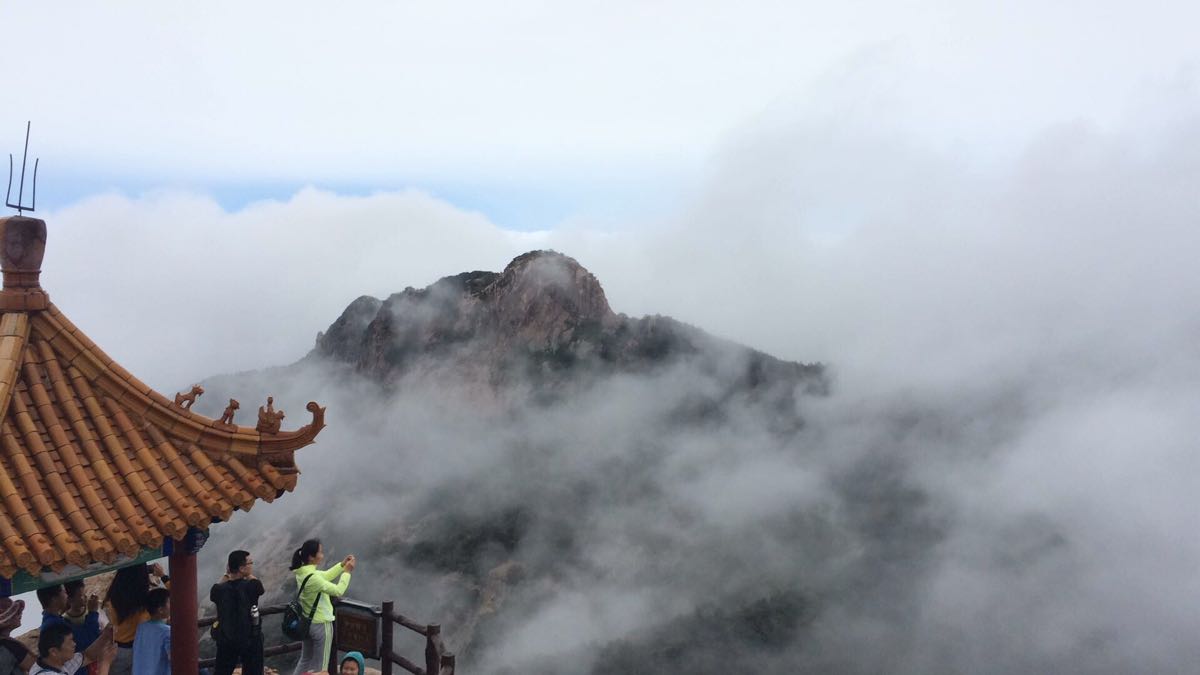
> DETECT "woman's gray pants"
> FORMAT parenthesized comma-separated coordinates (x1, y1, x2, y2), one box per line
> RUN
(292, 621, 332, 675)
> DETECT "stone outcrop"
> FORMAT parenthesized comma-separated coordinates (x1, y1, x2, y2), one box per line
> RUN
(310, 250, 824, 397)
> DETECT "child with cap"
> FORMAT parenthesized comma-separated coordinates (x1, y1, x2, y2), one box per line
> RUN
(339, 651, 366, 675)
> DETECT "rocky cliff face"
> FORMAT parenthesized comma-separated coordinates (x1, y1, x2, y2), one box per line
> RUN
(311, 250, 824, 399)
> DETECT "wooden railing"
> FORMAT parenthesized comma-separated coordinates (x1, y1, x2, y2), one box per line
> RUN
(380, 601, 456, 675)
(197, 599, 455, 674)
(197, 604, 303, 665)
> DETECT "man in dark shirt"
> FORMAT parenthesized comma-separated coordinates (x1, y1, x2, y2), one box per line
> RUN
(209, 550, 265, 675)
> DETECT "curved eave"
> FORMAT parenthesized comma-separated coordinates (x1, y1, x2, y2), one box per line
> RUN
(260, 402, 326, 458)
(35, 303, 325, 460)
(0, 301, 328, 579)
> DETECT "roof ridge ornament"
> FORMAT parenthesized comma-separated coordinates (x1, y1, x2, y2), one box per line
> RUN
(6, 121, 38, 215)
(256, 396, 285, 434)
(219, 398, 240, 426)
(0, 213, 48, 309)
(173, 384, 205, 410)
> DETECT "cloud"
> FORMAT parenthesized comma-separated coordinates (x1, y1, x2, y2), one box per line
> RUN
(13, 54, 1200, 673)
(39, 187, 545, 389)
(3, 0, 1197, 190)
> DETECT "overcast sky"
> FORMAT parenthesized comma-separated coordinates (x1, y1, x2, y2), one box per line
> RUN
(0, 0, 1194, 411)
(0, 0, 1191, 385)
(3, 1, 1198, 228)
(6, 4, 1200, 664)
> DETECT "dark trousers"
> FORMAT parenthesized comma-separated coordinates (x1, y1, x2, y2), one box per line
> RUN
(214, 634, 264, 675)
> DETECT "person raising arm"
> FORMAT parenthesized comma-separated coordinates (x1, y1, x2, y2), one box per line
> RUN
(288, 539, 355, 675)
(29, 624, 115, 675)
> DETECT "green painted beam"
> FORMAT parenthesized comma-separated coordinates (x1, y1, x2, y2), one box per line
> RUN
(5, 546, 163, 594)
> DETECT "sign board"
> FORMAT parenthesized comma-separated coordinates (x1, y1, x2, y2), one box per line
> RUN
(335, 600, 380, 659)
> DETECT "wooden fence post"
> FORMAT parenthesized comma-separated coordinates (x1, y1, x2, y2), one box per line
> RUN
(327, 617, 339, 675)
(425, 624, 441, 675)
(381, 601, 394, 675)
(440, 653, 456, 675)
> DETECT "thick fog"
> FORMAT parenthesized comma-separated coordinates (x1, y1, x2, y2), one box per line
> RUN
(27, 70, 1200, 673)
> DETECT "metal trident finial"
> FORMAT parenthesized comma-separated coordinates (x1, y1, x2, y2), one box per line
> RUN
(6, 121, 39, 215)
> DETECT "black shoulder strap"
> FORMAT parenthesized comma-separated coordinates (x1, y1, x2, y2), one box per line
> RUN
(297, 573, 320, 622)
(292, 571, 321, 619)
(294, 573, 314, 600)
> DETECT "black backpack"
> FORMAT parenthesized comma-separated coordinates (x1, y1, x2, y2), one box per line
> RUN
(212, 578, 263, 645)
(281, 574, 317, 641)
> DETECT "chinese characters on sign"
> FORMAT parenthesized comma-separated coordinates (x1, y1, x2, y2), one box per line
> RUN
(336, 601, 380, 659)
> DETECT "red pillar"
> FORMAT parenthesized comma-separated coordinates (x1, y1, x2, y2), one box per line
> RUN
(169, 548, 199, 675)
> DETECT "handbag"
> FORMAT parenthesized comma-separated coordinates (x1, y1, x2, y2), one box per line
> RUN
(281, 573, 317, 640)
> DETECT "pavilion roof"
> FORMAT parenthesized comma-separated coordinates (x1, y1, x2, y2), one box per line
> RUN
(0, 216, 324, 580)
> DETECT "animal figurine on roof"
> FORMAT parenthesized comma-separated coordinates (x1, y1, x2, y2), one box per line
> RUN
(219, 399, 240, 426)
(174, 384, 204, 409)
(256, 396, 286, 434)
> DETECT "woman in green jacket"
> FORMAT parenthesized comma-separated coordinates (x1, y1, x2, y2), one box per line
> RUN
(289, 538, 355, 675)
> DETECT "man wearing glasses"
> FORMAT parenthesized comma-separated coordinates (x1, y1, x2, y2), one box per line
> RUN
(210, 550, 265, 675)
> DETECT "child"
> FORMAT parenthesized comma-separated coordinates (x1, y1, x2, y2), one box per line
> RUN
(131, 589, 170, 675)
(28, 623, 114, 675)
(339, 652, 366, 675)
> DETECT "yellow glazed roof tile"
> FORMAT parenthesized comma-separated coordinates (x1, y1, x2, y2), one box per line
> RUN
(0, 215, 326, 579)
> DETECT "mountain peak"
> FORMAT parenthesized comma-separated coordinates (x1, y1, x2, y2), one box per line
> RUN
(481, 250, 613, 340)
(310, 251, 823, 400)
